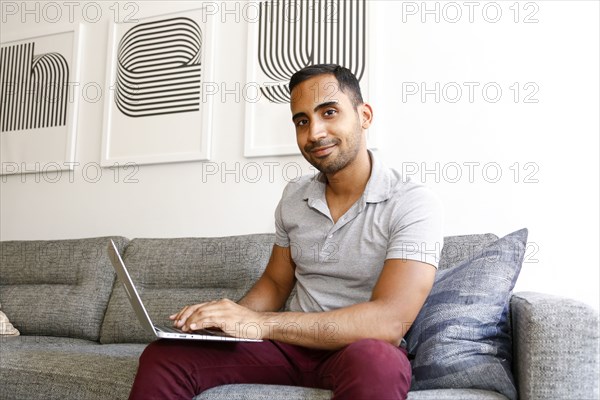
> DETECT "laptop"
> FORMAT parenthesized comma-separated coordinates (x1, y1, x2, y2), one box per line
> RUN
(107, 240, 262, 342)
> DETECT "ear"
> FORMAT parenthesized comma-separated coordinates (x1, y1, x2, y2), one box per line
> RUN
(359, 103, 374, 129)
(358, 103, 373, 129)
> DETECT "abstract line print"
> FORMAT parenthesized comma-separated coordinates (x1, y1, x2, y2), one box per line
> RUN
(0, 43, 69, 132)
(258, 0, 366, 104)
(115, 17, 203, 118)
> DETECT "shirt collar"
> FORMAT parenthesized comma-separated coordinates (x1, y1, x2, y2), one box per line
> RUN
(302, 149, 392, 204)
(363, 149, 393, 203)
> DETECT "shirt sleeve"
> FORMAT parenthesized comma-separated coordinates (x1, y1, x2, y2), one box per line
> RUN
(386, 184, 444, 268)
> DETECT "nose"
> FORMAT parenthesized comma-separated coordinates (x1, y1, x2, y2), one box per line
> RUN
(308, 119, 327, 142)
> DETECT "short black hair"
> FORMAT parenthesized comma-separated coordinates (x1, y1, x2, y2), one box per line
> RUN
(289, 64, 364, 108)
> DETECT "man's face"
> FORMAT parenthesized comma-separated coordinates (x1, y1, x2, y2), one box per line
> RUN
(290, 74, 368, 174)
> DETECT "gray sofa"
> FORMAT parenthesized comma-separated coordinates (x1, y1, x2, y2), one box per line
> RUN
(0, 234, 598, 400)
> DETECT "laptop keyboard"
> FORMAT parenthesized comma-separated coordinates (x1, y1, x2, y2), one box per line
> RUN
(155, 325, 229, 337)
(155, 325, 182, 334)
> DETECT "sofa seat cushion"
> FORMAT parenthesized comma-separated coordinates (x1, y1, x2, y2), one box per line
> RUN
(0, 237, 129, 341)
(100, 234, 275, 343)
(406, 388, 509, 399)
(196, 384, 331, 400)
(0, 336, 145, 400)
(196, 384, 508, 400)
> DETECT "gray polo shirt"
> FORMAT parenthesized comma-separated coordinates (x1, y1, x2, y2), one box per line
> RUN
(274, 150, 444, 313)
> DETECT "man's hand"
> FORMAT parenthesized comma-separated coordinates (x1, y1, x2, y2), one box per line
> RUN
(166, 244, 295, 340)
(169, 299, 265, 339)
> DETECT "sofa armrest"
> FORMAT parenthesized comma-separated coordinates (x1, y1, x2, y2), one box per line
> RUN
(511, 291, 599, 400)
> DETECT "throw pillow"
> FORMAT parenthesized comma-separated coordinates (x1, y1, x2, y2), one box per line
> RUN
(0, 302, 20, 336)
(405, 228, 528, 400)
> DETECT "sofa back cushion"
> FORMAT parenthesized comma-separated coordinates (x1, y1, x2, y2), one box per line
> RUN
(0, 236, 129, 341)
(99, 234, 274, 343)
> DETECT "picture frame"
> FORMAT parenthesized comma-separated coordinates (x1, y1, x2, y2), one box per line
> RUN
(0, 24, 83, 175)
(244, 0, 379, 158)
(101, 7, 215, 167)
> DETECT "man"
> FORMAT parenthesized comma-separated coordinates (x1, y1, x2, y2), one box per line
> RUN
(129, 64, 443, 400)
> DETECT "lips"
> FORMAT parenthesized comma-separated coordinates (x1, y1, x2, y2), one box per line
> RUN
(310, 144, 336, 157)
(306, 138, 339, 156)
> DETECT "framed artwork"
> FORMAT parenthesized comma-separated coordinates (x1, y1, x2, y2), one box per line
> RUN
(0, 25, 83, 175)
(101, 7, 215, 166)
(244, 0, 378, 157)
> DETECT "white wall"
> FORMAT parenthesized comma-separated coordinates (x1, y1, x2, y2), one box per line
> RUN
(1, 1, 598, 309)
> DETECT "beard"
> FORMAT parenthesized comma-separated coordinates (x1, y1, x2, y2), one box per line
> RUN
(303, 129, 362, 174)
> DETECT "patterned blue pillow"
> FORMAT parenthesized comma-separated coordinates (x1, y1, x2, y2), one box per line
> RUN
(405, 228, 528, 400)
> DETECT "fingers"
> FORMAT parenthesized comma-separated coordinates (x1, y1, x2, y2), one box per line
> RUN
(182, 301, 230, 332)
(169, 303, 204, 328)
(169, 299, 231, 330)
(173, 300, 262, 339)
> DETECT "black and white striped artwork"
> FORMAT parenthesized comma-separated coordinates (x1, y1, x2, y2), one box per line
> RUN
(115, 17, 203, 118)
(257, 0, 367, 104)
(102, 8, 214, 165)
(0, 43, 70, 132)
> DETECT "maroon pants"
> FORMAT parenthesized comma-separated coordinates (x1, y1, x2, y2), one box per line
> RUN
(129, 338, 411, 400)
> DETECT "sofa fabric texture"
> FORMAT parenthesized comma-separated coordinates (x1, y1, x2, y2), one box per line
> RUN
(0, 237, 129, 341)
(0, 336, 145, 400)
(196, 385, 509, 400)
(511, 291, 600, 400)
(0, 233, 598, 400)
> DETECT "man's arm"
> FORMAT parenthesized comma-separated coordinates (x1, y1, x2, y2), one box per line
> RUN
(259, 258, 435, 349)
(172, 255, 436, 350)
(237, 245, 296, 312)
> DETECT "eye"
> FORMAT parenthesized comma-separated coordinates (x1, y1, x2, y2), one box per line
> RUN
(295, 118, 308, 127)
(323, 109, 337, 117)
